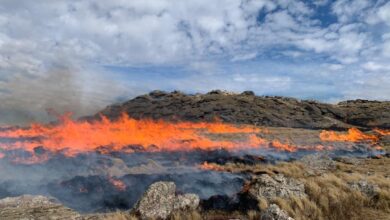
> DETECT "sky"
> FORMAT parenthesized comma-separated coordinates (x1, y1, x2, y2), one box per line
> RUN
(0, 0, 389, 125)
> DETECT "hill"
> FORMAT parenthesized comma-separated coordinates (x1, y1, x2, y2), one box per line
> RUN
(92, 90, 390, 129)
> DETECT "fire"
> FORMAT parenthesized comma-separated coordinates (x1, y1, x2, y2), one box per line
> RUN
(198, 162, 224, 171)
(374, 129, 390, 136)
(0, 113, 270, 162)
(108, 177, 126, 191)
(1, 113, 378, 164)
(319, 128, 379, 143)
(269, 140, 297, 152)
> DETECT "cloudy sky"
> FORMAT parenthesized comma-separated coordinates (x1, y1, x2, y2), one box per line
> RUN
(0, 0, 389, 125)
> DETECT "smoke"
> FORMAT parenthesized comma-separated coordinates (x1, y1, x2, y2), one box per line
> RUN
(0, 150, 245, 212)
(0, 64, 126, 125)
(0, 144, 384, 211)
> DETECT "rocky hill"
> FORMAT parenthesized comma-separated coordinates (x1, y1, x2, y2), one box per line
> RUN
(93, 90, 390, 130)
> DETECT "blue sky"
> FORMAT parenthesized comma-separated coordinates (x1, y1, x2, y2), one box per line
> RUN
(0, 0, 389, 124)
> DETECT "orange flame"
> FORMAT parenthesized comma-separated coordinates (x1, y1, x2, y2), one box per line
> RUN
(108, 177, 126, 191)
(319, 128, 379, 143)
(1, 113, 372, 164)
(269, 140, 297, 152)
(198, 162, 224, 171)
(0, 113, 270, 162)
(373, 129, 390, 136)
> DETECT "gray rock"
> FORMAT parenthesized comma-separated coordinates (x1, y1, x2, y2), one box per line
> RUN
(300, 153, 336, 175)
(173, 194, 200, 211)
(0, 195, 80, 220)
(241, 90, 255, 96)
(248, 174, 306, 202)
(261, 204, 294, 220)
(334, 157, 362, 165)
(134, 181, 199, 219)
(348, 180, 380, 198)
(134, 181, 176, 219)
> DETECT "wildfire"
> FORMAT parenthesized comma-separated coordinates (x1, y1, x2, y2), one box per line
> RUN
(269, 140, 297, 152)
(0, 113, 270, 162)
(198, 162, 225, 171)
(374, 129, 390, 136)
(319, 128, 379, 143)
(0, 113, 382, 164)
(108, 177, 126, 191)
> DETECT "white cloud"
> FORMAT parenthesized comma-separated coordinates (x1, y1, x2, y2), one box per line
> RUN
(0, 0, 389, 124)
(377, 2, 390, 25)
(362, 61, 390, 71)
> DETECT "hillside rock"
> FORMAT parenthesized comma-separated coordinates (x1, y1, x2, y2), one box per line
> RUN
(134, 181, 199, 219)
(300, 153, 336, 175)
(173, 194, 200, 211)
(0, 195, 80, 220)
(92, 90, 390, 129)
(247, 174, 306, 202)
(261, 204, 295, 220)
(348, 180, 380, 198)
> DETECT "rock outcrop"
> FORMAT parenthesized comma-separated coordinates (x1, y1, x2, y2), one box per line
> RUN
(348, 180, 380, 198)
(92, 90, 390, 129)
(261, 204, 295, 220)
(0, 195, 81, 220)
(247, 174, 306, 203)
(300, 153, 336, 175)
(133, 181, 199, 219)
(174, 194, 200, 211)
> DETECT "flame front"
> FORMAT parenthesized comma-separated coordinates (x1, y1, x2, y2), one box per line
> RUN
(0, 113, 269, 162)
(319, 128, 379, 143)
(199, 162, 224, 171)
(1, 113, 385, 164)
(374, 129, 390, 136)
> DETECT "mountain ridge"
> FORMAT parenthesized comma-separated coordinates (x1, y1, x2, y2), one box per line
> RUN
(90, 90, 390, 130)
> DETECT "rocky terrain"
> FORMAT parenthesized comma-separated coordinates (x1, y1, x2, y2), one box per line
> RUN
(1, 155, 389, 220)
(93, 90, 390, 130)
(1, 91, 389, 220)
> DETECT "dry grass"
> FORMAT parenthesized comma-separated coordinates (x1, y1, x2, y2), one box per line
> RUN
(205, 156, 390, 220)
(96, 211, 138, 220)
(170, 210, 202, 220)
(99, 158, 390, 220)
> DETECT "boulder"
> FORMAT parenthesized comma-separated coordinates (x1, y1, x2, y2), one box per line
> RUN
(300, 153, 336, 175)
(134, 181, 176, 219)
(334, 156, 362, 165)
(241, 91, 255, 96)
(0, 195, 80, 220)
(348, 180, 379, 198)
(134, 181, 199, 219)
(173, 194, 200, 211)
(261, 204, 294, 220)
(247, 174, 306, 202)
